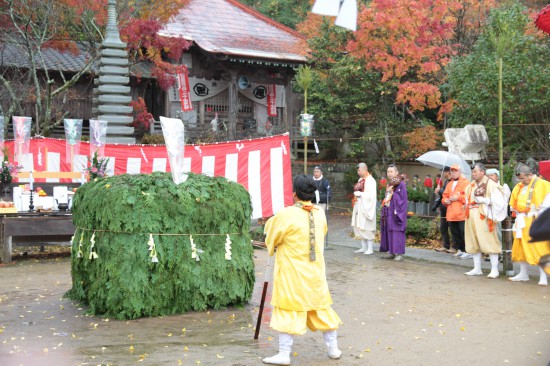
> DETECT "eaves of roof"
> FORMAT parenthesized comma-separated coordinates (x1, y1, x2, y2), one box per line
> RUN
(0, 41, 154, 78)
(160, 0, 308, 64)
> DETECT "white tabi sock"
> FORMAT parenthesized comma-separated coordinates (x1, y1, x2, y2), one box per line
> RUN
(509, 261, 529, 282)
(323, 330, 342, 359)
(487, 254, 500, 278)
(364, 240, 374, 255)
(538, 266, 548, 286)
(354, 240, 367, 253)
(465, 252, 483, 276)
(263, 333, 293, 365)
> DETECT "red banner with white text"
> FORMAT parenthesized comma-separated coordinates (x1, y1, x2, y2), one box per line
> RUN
(176, 65, 193, 111)
(267, 84, 277, 117)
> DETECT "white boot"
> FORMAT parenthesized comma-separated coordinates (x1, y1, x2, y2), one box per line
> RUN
(508, 262, 529, 282)
(364, 240, 374, 255)
(538, 266, 548, 286)
(263, 333, 293, 365)
(465, 252, 483, 276)
(323, 330, 342, 360)
(354, 240, 367, 253)
(487, 253, 500, 279)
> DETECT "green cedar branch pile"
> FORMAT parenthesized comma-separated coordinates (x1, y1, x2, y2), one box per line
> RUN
(65, 172, 254, 320)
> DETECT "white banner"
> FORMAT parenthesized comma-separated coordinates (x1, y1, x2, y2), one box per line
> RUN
(239, 84, 285, 107)
(89, 119, 108, 158)
(64, 119, 83, 165)
(12, 116, 32, 162)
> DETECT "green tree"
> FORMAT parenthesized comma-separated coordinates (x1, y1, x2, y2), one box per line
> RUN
(239, 0, 310, 29)
(445, 2, 550, 157)
(296, 18, 392, 160)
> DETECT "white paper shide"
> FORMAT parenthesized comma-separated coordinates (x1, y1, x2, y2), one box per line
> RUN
(159, 116, 187, 184)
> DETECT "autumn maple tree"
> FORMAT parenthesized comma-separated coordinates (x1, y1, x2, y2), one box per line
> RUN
(0, 0, 190, 135)
(348, 0, 497, 118)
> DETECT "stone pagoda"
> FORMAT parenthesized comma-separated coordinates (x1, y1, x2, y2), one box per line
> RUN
(92, 0, 134, 143)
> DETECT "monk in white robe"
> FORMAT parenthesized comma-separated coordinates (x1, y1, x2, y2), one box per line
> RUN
(351, 163, 377, 255)
(263, 175, 342, 365)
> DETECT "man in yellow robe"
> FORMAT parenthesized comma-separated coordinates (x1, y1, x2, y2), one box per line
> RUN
(509, 165, 550, 286)
(263, 175, 342, 365)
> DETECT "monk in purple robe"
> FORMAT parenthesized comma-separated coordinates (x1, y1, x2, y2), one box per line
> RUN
(380, 165, 408, 261)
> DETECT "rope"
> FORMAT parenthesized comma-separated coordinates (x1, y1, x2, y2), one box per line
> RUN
(75, 226, 243, 237)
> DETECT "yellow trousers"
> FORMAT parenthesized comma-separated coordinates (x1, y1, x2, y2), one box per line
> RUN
(270, 306, 341, 335)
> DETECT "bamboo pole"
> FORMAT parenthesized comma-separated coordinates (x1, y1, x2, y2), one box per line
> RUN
(303, 87, 308, 174)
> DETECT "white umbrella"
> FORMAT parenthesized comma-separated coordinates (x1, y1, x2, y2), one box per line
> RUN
(416, 151, 472, 179)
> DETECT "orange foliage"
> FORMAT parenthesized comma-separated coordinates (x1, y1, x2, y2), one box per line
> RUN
(402, 125, 443, 158)
(296, 12, 326, 39)
(126, 0, 190, 24)
(348, 0, 498, 113)
(396, 82, 441, 111)
(437, 99, 458, 121)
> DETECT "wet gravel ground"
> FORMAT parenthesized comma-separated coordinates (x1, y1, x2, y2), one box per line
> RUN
(1, 217, 549, 365)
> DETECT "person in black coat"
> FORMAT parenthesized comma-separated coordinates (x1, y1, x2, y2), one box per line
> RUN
(434, 167, 452, 252)
(312, 166, 332, 212)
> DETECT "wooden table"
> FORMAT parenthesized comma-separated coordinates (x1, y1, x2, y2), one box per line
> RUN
(0, 213, 75, 263)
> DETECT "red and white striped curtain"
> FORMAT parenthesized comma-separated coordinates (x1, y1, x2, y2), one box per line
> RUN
(8, 134, 293, 219)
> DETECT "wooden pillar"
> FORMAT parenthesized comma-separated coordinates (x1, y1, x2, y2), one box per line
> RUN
(502, 217, 514, 276)
(0, 218, 9, 263)
(228, 71, 238, 140)
(199, 100, 205, 125)
(284, 74, 293, 131)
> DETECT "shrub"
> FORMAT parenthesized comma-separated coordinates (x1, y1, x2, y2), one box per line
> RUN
(66, 172, 254, 319)
(406, 216, 438, 244)
(407, 187, 429, 203)
(140, 133, 165, 145)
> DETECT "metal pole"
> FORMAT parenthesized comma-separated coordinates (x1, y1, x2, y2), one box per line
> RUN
(502, 217, 514, 276)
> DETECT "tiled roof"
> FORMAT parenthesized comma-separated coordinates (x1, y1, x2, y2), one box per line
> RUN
(161, 0, 308, 63)
(0, 0, 307, 74)
(0, 41, 153, 77)
(0, 42, 92, 73)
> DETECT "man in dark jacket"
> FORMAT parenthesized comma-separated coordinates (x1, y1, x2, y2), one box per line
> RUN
(312, 166, 332, 212)
(434, 167, 452, 252)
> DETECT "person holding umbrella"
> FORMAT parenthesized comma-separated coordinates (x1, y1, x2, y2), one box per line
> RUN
(433, 167, 452, 252)
(262, 175, 342, 365)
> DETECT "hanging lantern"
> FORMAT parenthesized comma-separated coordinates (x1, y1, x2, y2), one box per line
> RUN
(300, 114, 314, 137)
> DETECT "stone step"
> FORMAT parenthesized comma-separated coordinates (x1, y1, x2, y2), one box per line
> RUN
(98, 66, 129, 76)
(97, 85, 131, 94)
(97, 115, 133, 124)
(100, 57, 129, 67)
(101, 41, 127, 49)
(101, 48, 128, 58)
(97, 95, 132, 104)
(95, 76, 129, 85)
(98, 105, 133, 114)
